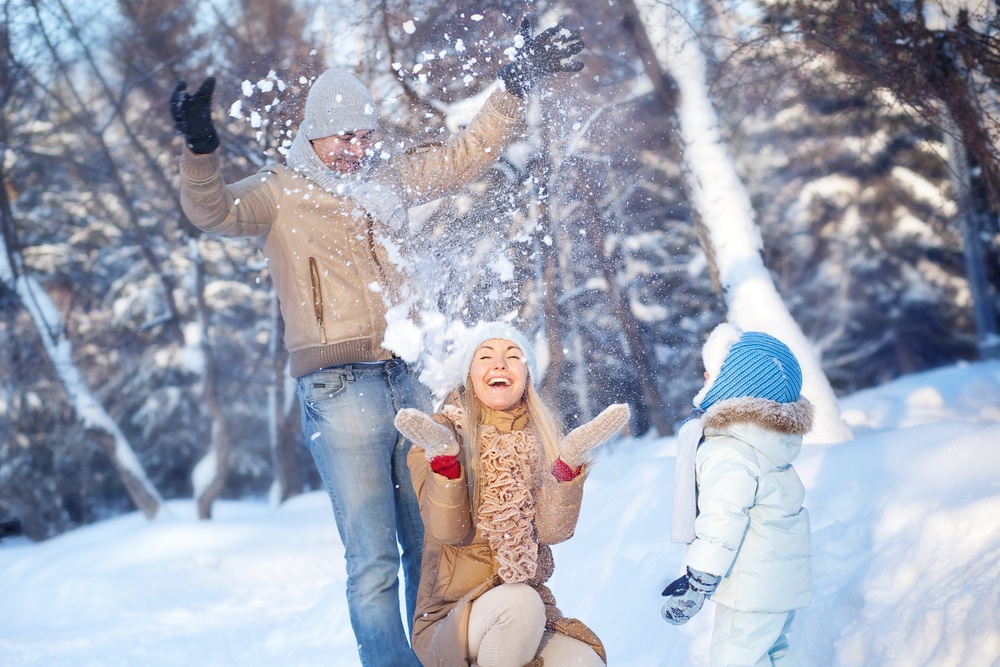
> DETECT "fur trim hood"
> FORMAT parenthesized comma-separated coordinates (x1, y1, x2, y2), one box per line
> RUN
(702, 395, 814, 435)
(702, 395, 814, 468)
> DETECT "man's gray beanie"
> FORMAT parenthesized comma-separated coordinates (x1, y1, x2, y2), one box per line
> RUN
(301, 69, 377, 140)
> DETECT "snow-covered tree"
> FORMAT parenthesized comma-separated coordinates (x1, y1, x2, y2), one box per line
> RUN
(792, 0, 1000, 358)
(6, 0, 998, 536)
(0, 181, 164, 519)
(629, 0, 852, 442)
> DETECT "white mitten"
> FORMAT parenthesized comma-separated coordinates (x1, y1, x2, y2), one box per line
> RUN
(558, 403, 631, 467)
(394, 408, 460, 459)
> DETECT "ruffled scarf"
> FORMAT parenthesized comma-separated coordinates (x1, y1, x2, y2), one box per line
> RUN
(475, 402, 540, 584)
(285, 130, 406, 231)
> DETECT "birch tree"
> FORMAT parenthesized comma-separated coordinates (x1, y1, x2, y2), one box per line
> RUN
(0, 9, 166, 518)
(630, 0, 853, 443)
(0, 187, 163, 518)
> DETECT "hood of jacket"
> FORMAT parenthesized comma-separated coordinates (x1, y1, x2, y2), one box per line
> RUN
(701, 395, 813, 468)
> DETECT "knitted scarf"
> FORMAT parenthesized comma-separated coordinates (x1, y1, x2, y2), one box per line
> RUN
(473, 402, 540, 584)
(284, 131, 406, 231)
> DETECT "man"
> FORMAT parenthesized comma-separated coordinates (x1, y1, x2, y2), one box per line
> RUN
(170, 17, 584, 667)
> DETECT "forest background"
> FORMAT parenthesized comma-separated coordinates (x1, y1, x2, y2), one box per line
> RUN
(2, 0, 998, 540)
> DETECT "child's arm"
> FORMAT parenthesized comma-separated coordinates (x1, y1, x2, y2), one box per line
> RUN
(662, 439, 755, 626)
(684, 439, 759, 579)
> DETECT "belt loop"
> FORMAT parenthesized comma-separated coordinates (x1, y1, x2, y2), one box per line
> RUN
(344, 365, 355, 382)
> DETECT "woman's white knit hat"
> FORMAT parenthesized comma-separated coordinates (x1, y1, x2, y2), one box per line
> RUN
(301, 69, 377, 140)
(460, 322, 537, 386)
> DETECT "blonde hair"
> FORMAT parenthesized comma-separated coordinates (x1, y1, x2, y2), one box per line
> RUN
(456, 375, 564, 514)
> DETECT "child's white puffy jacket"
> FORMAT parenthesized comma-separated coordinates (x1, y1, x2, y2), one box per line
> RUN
(684, 396, 813, 612)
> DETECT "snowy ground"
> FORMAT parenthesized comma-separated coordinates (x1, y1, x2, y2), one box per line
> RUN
(2, 361, 999, 667)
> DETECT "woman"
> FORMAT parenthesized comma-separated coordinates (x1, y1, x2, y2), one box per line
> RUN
(394, 322, 630, 667)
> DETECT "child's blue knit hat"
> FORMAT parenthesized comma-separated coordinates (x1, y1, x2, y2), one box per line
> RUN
(698, 327, 802, 410)
(460, 321, 537, 387)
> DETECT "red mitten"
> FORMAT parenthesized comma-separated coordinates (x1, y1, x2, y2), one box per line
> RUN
(552, 457, 581, 481)
(430, 455, 461, 480)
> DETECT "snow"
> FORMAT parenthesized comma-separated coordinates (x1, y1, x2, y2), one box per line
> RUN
(922, 1, 993, 32)
(428, 82, 498, 133)
(191, 447, 219, 500)
(890, 165, 957, 218)
(2, 361, 999, 666)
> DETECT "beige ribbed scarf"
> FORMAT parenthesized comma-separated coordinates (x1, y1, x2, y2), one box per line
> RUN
(476, 403, 540, 584)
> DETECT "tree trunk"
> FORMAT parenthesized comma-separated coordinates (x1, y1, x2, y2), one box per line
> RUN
(535, 122, 567, 400)
(580, 187, 673, 436)
(538, 244, 566, 399)
(268, 295, 302, 503)
(190, 239, 232, 520)
(941, 109, 1000, 359)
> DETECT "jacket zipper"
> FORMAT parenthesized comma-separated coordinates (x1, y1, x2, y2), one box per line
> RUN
(308, 257, 327, 344)
(365, 212, 389, 285)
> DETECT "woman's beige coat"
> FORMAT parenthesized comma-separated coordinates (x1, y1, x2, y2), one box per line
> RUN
(407, 414, 606, 666)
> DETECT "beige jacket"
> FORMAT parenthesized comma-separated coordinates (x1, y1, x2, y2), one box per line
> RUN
(407, 411, 606, 666)
(179, 89, 524, 377)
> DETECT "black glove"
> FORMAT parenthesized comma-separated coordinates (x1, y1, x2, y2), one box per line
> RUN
(498, 16, 585, 98)
(661, 567, 720, 625)
(170, 77, 220, 154)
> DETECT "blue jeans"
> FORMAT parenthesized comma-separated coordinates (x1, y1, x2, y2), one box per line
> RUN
(297, 359, 429, 667)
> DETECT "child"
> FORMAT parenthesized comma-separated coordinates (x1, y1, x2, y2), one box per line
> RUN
(394, 322, 629, 667)
(662, 323, 813, 667)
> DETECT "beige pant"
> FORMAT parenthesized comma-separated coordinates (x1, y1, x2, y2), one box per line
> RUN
(467, 583, 604, 667)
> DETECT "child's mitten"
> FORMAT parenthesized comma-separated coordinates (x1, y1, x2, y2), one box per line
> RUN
(557, 403, 630, 467)
(660, 567, 720, 625)
(394, 409, 460, 459)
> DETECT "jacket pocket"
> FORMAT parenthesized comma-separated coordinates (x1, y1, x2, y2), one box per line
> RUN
(308, 257, 327, 344)
(434, 543, 496, 603)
